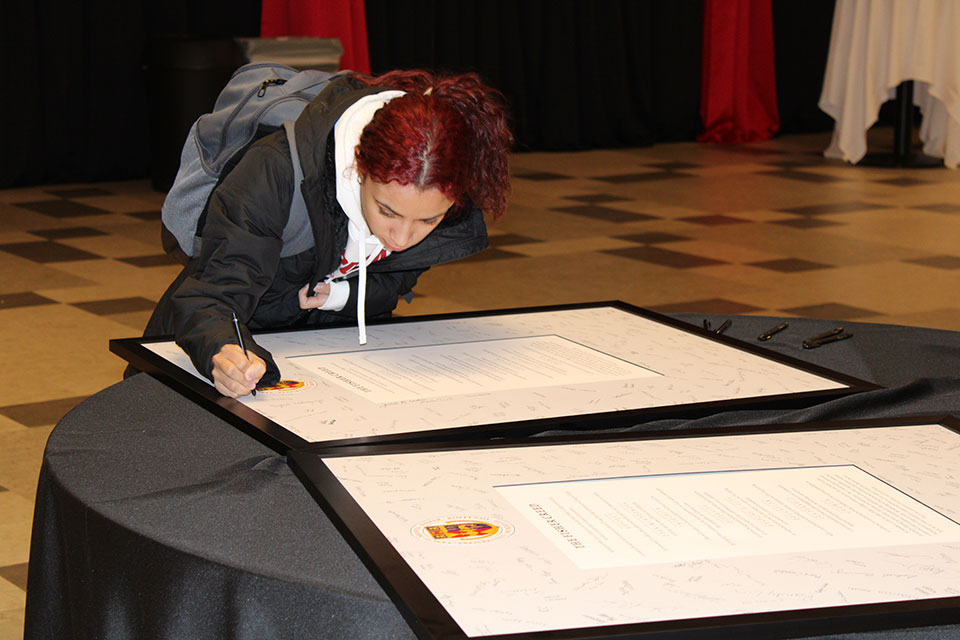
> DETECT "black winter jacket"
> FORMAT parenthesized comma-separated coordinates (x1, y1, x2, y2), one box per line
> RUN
(146, 74, 489, 385)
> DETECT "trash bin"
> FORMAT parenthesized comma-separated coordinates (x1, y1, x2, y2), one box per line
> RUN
(235, 37, 343, 72)
(145, 36, 244, 191)
(146, 36, 342, 192)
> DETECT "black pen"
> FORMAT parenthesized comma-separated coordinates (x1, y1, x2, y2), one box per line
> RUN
(714, 319, 731, 335)
(803, 332, 853, 349)
(231, 311, 256, 396)
(804, 327, 844, 343)
(758, 321, 788, 341)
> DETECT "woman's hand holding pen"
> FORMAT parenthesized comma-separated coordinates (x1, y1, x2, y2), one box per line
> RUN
(212, 344, 265, 398)
(298, 281, 331, 310)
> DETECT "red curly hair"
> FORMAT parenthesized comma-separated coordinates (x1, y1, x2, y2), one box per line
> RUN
(355, 70, 513, 220)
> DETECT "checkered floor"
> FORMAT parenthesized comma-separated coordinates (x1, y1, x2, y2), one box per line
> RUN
(3, 128, 960, 636)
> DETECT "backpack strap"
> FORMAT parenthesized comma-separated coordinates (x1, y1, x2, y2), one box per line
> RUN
(279, 120, 314, 258)
(279, 69, 338, 96)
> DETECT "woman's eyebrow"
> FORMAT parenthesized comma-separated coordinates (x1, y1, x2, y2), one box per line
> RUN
(375, 199, 401, 215)
(376, 198, 445, 221)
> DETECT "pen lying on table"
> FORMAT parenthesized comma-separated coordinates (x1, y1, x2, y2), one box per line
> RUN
(802, 327, 853, 349)
(757, 321, 788, 341)
(703, 319, 731, 334)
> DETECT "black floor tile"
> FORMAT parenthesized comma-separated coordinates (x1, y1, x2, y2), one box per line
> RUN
(615, 232, 689, 244)
(513, 171, 572, 181)
(758, 170, 848, 184)
(0, 241, 102, 263)
(603, 246, 727, 268)
(13, 200, 111, 218)
(71, 297, 157, 315)
(553, 205, 655, 223)
(563, 193, 631, 204)
(489, 233, 542, 247)
(593, 172, 693, 184)
(0, 563, 29, 591)
(30, 226, 109, 240)
(0, 396, 88, 427)
(905, 256, 960, 270)
(0, 292, 59, 309)
(126, 210, 163, 221)
(117, 254, 180, 267)
(45, 187, 114, 198)
(777, 201, 889, 216)
(679, 214, 749, 226)
(748, 258, 833, 273)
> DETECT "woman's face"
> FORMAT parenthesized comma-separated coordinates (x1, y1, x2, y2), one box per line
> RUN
(359, 178, 452, 252)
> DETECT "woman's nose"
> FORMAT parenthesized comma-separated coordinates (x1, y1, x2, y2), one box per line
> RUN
(393, 222, 415, 248)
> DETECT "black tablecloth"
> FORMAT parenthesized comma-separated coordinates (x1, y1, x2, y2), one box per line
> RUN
(24, 315, 960, 639)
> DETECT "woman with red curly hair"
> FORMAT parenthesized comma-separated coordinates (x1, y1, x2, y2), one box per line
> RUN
(140, 69, 513, 398)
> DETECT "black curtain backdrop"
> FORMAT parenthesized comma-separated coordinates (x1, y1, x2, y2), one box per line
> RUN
(1, 0, 260, 189)
(2, 0, 837, 189)
(365, 0, 704, 152)
(772, 0, 837, 135)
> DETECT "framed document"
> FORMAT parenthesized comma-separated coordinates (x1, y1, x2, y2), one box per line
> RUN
(110, 302, 879, 452)
(288, 416, 960, 639)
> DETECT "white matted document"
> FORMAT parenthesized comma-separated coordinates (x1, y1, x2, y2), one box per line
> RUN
(110, 303, 878, 450)
(288, 417, 960, 639)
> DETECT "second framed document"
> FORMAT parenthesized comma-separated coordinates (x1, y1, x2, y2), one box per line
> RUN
(111, 302, 879, 451)
(289, 416, 960, 639)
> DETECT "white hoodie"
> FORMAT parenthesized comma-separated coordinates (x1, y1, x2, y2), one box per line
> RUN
(316, 90, 405, 344)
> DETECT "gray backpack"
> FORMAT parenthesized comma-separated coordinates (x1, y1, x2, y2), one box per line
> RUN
(161, 62, 339, 259)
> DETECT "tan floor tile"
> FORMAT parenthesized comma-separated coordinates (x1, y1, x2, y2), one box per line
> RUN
(416, 252, 764, 312)
(0, 186, 57, 203)
(505, 190, 598, 212)
(36, 278, 176, 305)
(0, 608, 25, 640)
(58, 233, 163, 258)
(732, 262, 960, 317)
(107, 310, 155, 333)
(866, 308, 960, 332)
(513, 176, 624, 197)
(0, 426, 53, 500)
(0, 577, 26, 612)
(0, 231, 49, 244)
(0, 492, 35, 566)
(69, 193, 162, 214)
(592, 173, 854, 214)
(85, 218, 164, 248)
(396, 295, 486, 317)
(822, 208, 960, 255)
(0, 204, 95, 234)
(683, 162, 779, 177)
(491, 204, 646, 241)
(92, 179, 163, 199)
(513, 149, 643, 175)
(0, 254, 95, 294)
(702, 222, 927, 266)
(665, 240, 783, 264)
(722, 209, 800, 223)
(0, 305, 128, 403)
(42, 258, 181, 297)
(621, 204, 715, 220)
(0, 416, 26, 434)
(505, 236, 639, 257)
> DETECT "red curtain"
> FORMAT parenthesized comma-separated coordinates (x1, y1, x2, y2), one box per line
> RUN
(698, 0, 779, 144)
(261, 0, 371, 74)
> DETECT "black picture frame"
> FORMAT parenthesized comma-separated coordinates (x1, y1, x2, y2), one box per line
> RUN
(110, 301, 881, 454)
(288, 415, 960, 640)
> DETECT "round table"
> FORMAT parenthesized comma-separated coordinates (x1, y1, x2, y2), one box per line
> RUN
(24, 315, 960, 639)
